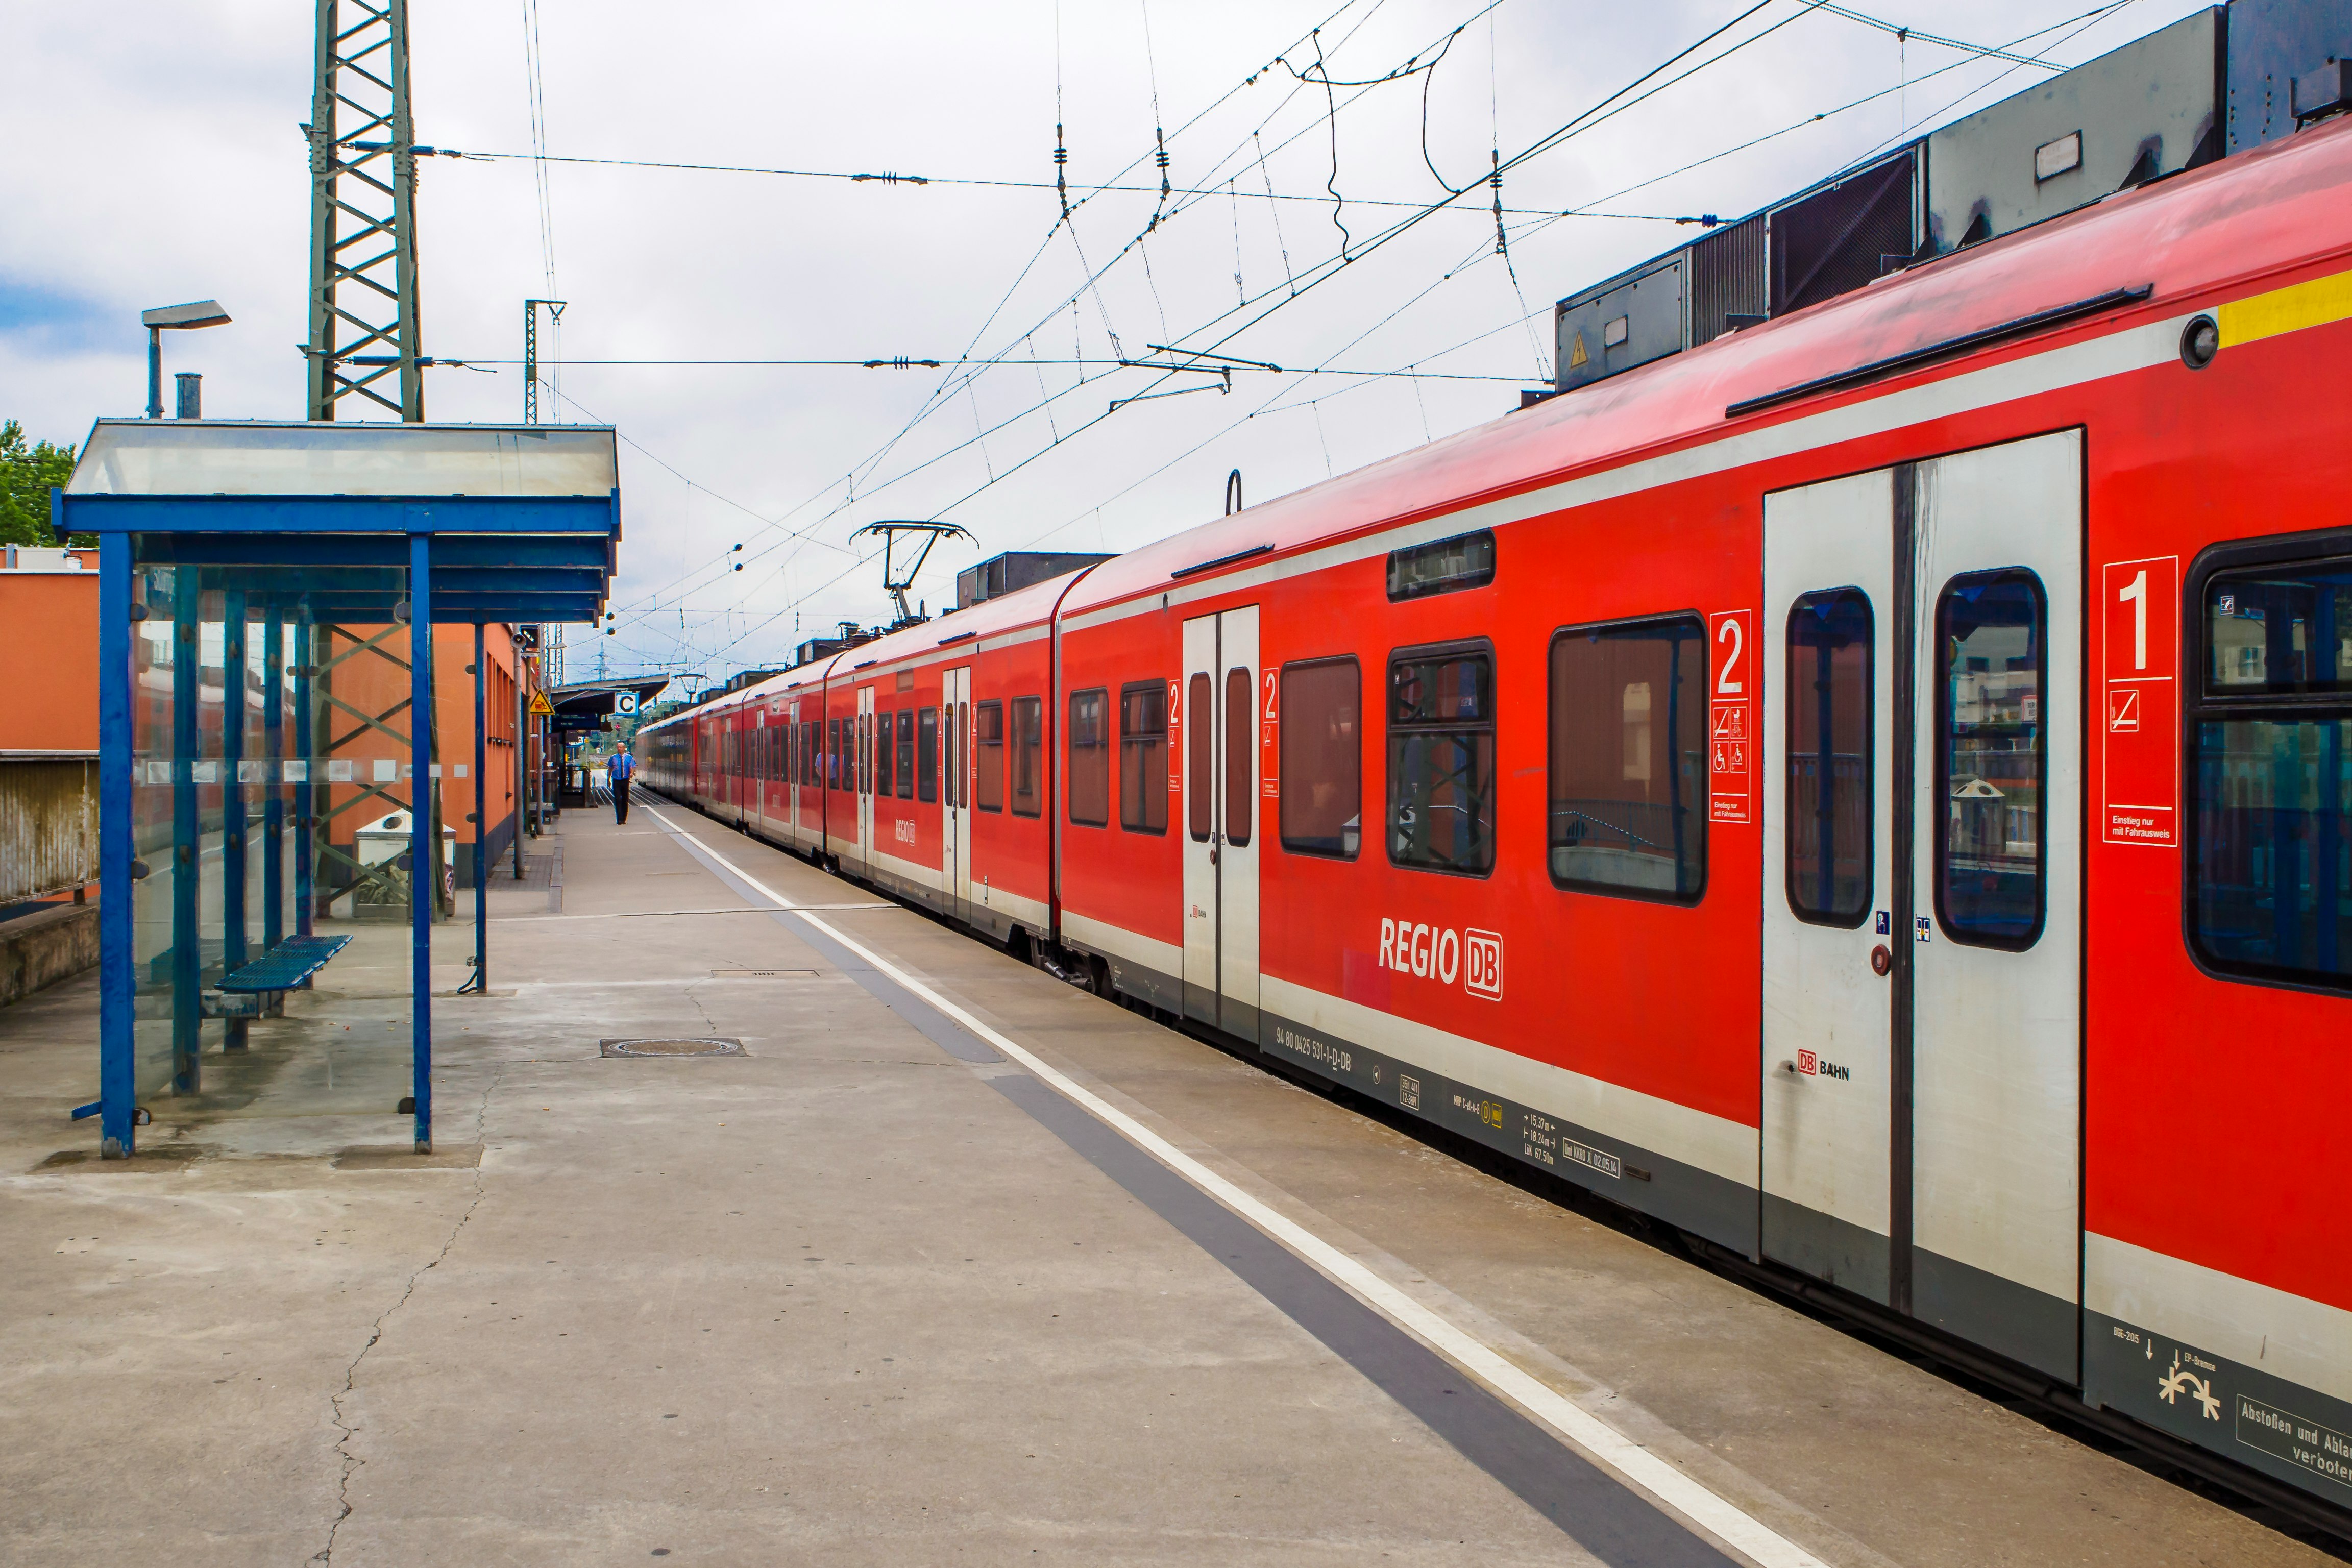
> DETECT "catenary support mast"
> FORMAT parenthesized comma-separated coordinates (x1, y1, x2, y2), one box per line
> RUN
(304, 0, 426, 421)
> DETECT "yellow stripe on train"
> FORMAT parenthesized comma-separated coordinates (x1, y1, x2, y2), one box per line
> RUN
(2218, 266, 2352, 348)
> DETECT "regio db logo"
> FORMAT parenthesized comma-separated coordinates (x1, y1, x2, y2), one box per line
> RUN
(1378, 919, 1503, 1001)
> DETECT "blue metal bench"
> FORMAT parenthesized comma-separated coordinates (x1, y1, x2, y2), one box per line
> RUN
(74, 933, 356, 1119)
(204, 933, 353, 1019)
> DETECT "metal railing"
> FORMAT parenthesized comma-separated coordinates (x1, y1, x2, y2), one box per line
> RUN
(0, 752, 96, 906)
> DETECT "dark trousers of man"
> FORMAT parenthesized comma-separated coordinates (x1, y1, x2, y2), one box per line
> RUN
(614, 776, 631, 824)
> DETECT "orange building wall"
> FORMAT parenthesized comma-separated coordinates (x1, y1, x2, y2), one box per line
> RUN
(0, 555, 100, 751)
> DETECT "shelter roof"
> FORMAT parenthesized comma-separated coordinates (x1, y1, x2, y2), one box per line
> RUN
(66, 420, 617, 498)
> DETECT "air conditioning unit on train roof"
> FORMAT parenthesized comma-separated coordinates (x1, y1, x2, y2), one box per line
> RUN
(1548, 0, 2352, 398)
(953, 550, 1113, 610)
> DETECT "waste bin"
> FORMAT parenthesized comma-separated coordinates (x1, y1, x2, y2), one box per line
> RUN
(341, 810, 456, 921)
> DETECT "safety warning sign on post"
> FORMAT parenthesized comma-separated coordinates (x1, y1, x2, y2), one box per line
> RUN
(2101, 556, 2177, 847)
(528, 689, 555, 717)
(1708, 608, 1754, 825)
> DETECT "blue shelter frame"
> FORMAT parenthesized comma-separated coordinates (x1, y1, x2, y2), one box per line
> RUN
(57, 421, 622, 1157)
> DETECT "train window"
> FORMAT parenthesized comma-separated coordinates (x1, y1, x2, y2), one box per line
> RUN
(828, 718, 843, 791)
(975, 701, 1004, 812)
(1187, 673, 1213, 841)
(1388, 642, 1494, 876)
(897, 710, 915, 800)
(1223, 667, 1256, 847)
(1068, 688, 1109, 827)
(1280, 658, 1360, 858)
(1935, 569, 2046, 949)
(875, 708, 895, 798)
(1387, 529, 1496, 602)
(1548, 618, 1706, 901)
(917, 707, 938, 804)
(1785, 590, 1872, 925)
(2191, 554, 2352, 989)
(1011, 696, 1043, 817)
(1120, 681, 1168, 834)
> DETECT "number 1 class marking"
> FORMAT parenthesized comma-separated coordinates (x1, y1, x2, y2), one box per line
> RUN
(2118, 568, 2147, 671)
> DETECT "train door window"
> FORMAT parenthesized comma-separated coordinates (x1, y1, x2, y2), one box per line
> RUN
(1120, 681, 1168, 833)
(2190, 553, 2352, 989)
(875, 707, 895, 798)
(975, 701, 1004, 811)
(896, 710, 915, 800)
(1187, 673, 1214, 841)
(1388, 642, 1494, 876)
(828, 718, 843, 790)
(1547, 618, 1705, 900)
(1011, 696, 1043, 817)
(917, 708, 938, 803)
(1934, 569, 2046, 948)
(1279, 658, 1359, 858)
(1068, 688, 1109, 826)
(1223, 667, 1255, 847)
(1785, 591, 1872, 923)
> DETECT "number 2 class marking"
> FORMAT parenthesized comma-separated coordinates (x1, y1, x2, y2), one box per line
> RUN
(2118, 568, 2148, 671)
(1716, 617, 1744, 694)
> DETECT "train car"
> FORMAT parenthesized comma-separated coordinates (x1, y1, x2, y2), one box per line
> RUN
(636, 567, 1089, 945)
(642, 114, 2352, 1511)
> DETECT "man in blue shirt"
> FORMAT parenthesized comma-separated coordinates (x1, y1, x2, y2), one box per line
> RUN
(609, 743, 634, 824)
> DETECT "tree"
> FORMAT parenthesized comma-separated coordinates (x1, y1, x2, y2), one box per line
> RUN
(0, 421, 84, 547)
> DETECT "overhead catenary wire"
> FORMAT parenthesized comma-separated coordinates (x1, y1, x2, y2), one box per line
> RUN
(621, 0, 1866, 655)
(597, 0, 1488, 626)
(604, 0, 2127, 666)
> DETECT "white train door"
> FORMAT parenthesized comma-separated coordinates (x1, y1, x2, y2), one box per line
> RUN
(1180, 607, 1261, 1037)
(1763, 468, 1900, 1304)
(854, 687, 875, 875)
(786, 699, 803, 847)
(1908, 432, 2082, 1380)
(1762, 432, 2083, 1382)
(943, 666, 972, 921)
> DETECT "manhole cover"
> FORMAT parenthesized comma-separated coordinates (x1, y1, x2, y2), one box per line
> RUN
(600, 1038, 745, 1058)
(709, 968, 820, 979)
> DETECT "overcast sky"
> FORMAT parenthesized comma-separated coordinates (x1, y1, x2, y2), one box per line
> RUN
(1, 0, 2207, 690)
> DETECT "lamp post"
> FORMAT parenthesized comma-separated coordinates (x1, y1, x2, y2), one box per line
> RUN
(140, 300, 231, 418)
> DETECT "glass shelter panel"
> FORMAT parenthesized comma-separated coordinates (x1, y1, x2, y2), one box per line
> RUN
(129, 548, 430, 1124)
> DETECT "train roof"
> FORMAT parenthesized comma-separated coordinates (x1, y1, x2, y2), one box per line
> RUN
(636, 561, 1090, 730)
(1061, 113, 2352, 621)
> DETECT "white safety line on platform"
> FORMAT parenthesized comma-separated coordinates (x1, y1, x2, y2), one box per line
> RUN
(640, 802, 1830, 1568)
(493, 904, 891, 923)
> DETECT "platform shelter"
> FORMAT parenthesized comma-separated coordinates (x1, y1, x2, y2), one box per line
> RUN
(55, 421, 622, 1156)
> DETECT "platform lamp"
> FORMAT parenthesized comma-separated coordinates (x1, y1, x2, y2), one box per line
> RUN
(140, 300, 231, 419)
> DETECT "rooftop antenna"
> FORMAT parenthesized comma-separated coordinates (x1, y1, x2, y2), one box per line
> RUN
(851, 521, 973, 626)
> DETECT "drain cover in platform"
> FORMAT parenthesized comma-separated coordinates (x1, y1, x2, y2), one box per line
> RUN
(600, 1038, 745, 1058)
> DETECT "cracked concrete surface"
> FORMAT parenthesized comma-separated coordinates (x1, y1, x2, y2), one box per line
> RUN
(0, 811, 2340, 1566)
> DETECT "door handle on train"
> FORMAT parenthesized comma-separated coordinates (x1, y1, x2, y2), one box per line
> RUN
(1870, 944, 1893, 977)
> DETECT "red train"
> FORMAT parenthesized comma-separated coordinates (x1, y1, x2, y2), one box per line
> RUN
(642, 114, 2352, 1510)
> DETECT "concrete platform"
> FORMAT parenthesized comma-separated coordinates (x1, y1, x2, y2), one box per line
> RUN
(0, 801, 2340, 1566)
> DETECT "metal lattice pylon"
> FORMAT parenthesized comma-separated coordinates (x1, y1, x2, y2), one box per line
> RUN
(303, 0, 425, 421)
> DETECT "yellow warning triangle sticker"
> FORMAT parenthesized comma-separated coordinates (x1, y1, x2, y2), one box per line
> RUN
(528, 690, 555, 716)
(1567, 331, 1589, 370)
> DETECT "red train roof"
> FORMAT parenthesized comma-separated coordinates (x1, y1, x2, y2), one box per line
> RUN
(1063, 113, 2352, 619)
